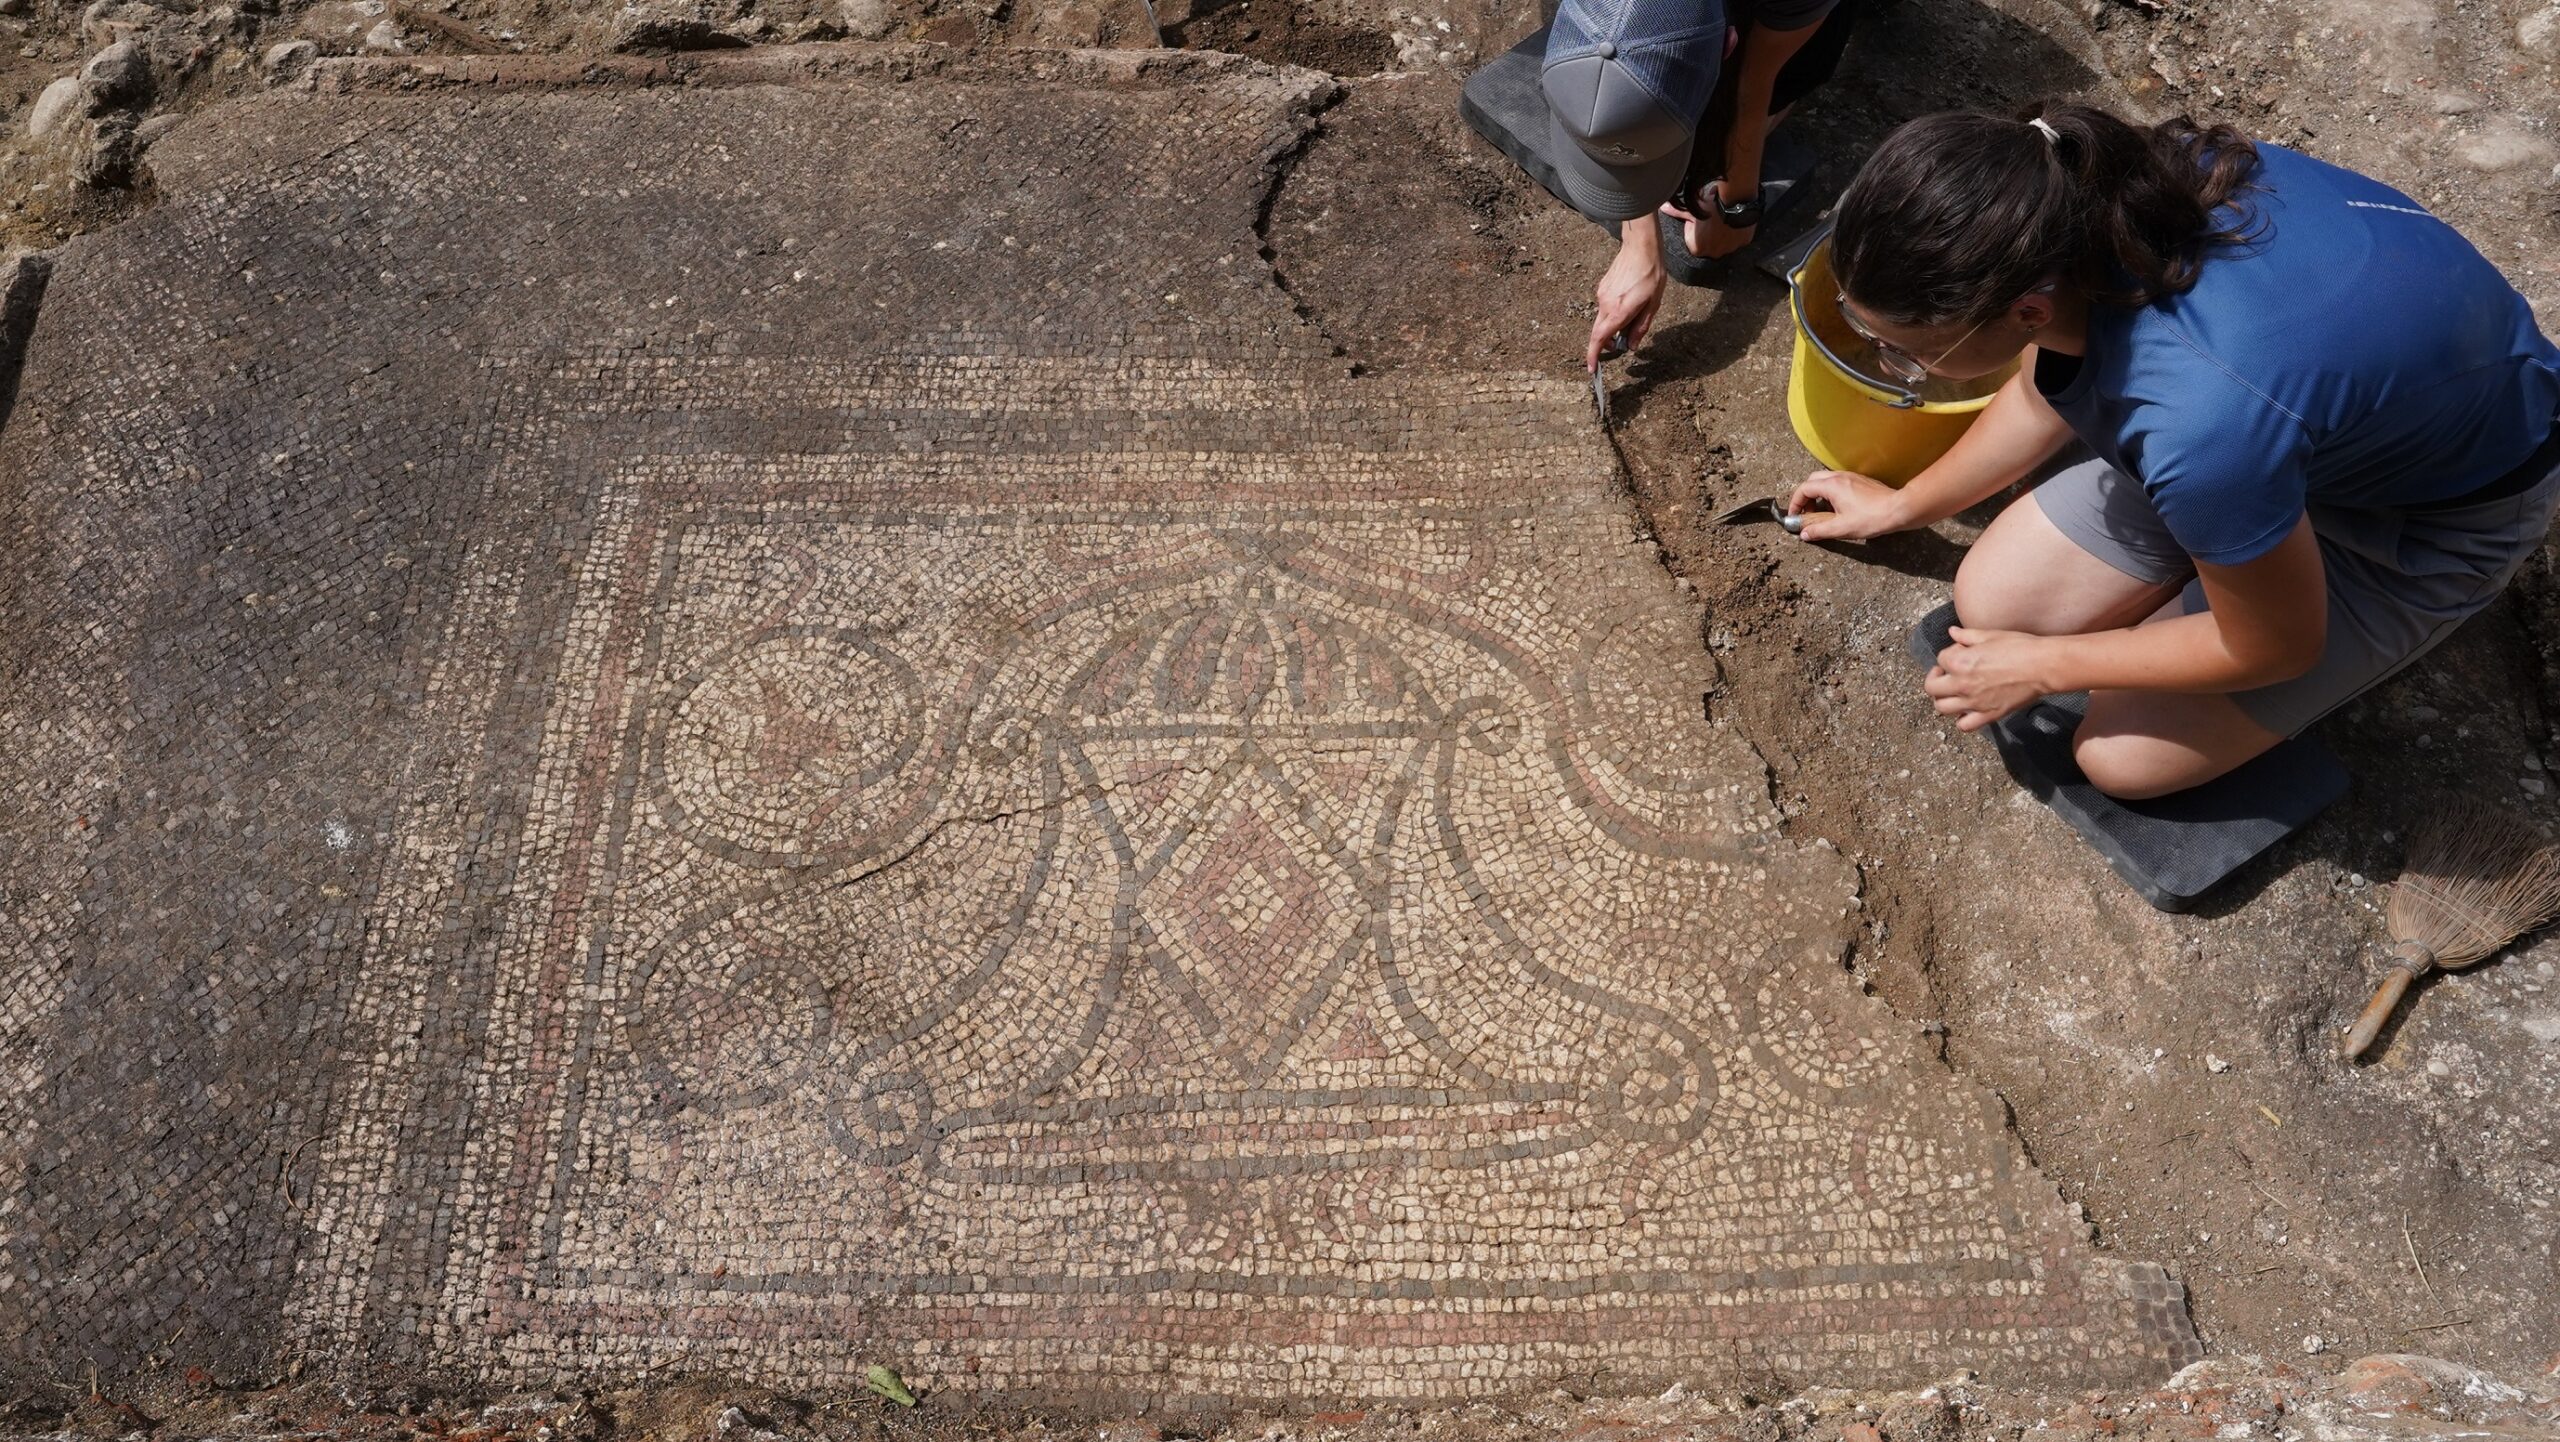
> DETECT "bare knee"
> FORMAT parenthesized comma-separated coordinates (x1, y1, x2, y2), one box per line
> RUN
(1950, 555, 2035, 634)
(1949, 491, 2185, 638)
(2071, 695, 2273, 801)
(2071, 731, 2202, 801)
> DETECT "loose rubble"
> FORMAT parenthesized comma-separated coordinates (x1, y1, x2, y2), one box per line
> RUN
(6, 1353, 2560, 1442)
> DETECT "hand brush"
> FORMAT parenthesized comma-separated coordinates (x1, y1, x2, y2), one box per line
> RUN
(2342, 801, 2560, 1060)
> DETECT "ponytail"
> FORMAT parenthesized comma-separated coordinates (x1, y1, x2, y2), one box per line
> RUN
(1831, 101, 2261, 326)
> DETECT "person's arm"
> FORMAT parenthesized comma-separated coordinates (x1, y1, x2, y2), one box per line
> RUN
(1587, 216, 1669, 369)
(2041, 519, 2328, 693)
(1792, 361, 2077, 540)
(1682, 14, 1824, 258)
(1711, 18, 1824, 217)
(1925, 518, 2328, 729)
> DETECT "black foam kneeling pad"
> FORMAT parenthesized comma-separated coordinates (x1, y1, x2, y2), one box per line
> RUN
(1458, 27, 1818, 287)
(1907, 603, 2349, 912)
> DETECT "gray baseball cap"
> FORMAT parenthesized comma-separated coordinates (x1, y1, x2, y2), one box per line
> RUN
(1540, 0, 1726, 222)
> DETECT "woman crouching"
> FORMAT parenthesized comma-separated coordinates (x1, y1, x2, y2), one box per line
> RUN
(1789, 104, 2560, 799)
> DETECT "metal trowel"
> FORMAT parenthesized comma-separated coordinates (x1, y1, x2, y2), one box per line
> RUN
(1589, 330, 1628, 426)
(1714, 494, 1826, 534)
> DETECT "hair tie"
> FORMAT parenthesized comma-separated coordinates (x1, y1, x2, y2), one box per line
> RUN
(2027, 116, 2062, 144)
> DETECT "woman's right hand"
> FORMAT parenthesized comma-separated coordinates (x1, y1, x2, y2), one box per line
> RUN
(1788, 469, 1916, 541)
(1587, 246, 1668, 371)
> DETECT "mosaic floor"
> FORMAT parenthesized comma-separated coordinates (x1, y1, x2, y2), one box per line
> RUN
(0, 48, 2200, 1404)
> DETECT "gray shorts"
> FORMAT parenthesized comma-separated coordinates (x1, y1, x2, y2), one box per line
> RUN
(2030, 454, 2560, 737)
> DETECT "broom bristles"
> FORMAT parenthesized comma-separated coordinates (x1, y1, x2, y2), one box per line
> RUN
(2388, 801, 2560, 969)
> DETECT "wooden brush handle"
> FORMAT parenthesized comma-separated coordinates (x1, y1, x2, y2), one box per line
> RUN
(2342, 966, 2418, 1060)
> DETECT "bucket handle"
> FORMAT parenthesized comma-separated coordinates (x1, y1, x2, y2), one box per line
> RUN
(1788, 233, 1925, 411)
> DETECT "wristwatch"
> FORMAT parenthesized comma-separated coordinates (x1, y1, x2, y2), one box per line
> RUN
(1712, 185, 1764, 229)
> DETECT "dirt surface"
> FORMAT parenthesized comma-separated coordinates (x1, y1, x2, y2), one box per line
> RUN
(3, 0, 2558, 1408)
(5, 1352, 2560, 1442)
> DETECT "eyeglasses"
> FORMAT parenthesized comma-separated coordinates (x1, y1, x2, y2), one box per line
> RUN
(1836, 292, 1992, 387)
(1835, 283, 2058, 387)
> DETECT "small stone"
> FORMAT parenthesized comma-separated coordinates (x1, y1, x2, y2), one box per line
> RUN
(1878, 1394, 1958, 1442)
(2519, 4, 2560, 55)
(78, 0, 152, 41)
(610, 1, 751, 50)
(78, 37, 150, 107)
(72, 112, 140, 187)
(261, 37, 315, 79)
(26, 74, 85, 138)
(360, 18, 405, 51)
(837, 0, 890, 37)
(2454, 116, 2557, 173)
(2336, 1356, 2435, 1413)
(2205, 1054, 2230, 1073)
(1031, 0, 1103, 44)
(292, 0, 372, 43)
(2426, 1059, 2451, 1076)
(2303, 1334, 2327, 1355)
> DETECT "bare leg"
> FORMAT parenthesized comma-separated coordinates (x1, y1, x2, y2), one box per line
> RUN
(2072, 600, 2286, 800)
(1949, 490, 2182, 637)
(1950, 496, 2286, 800)
(1672, 95, 1791, 258)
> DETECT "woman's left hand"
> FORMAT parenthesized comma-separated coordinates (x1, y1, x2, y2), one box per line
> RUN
(1924, 626, 2058, 731)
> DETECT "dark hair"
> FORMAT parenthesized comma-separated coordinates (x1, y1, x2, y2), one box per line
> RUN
(1831, 102, 2261, 326)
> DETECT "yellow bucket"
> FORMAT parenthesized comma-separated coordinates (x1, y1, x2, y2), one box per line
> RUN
(1786, 234, 2016, 486)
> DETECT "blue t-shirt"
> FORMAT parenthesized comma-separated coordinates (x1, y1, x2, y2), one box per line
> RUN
(2035, 142, 2560, 566)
